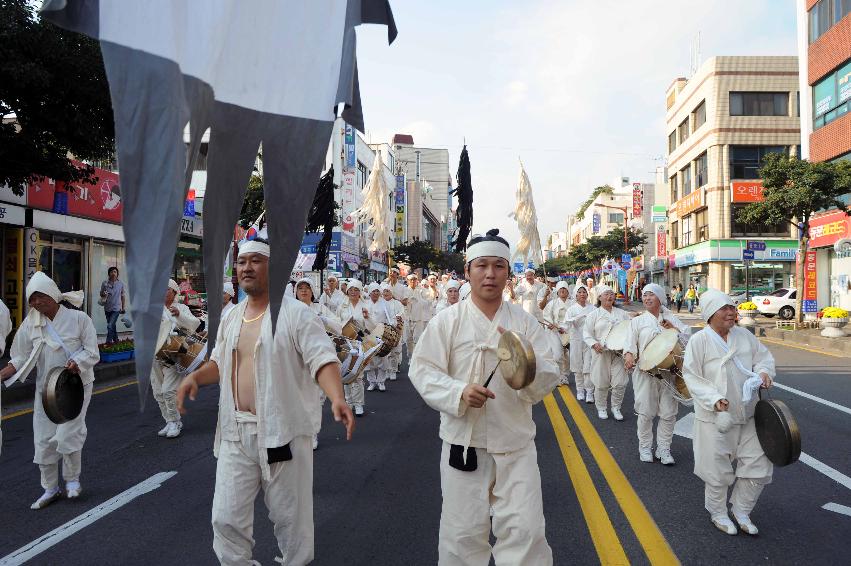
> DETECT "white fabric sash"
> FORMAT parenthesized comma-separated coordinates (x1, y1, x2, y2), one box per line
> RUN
(704, 327, 763, 404)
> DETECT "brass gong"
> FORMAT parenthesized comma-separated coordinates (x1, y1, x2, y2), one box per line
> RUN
(493, 331, 537, 390)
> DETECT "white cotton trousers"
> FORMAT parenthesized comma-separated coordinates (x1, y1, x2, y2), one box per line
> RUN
(39, 450, 82, 490)
(438, 441, 552, 566)
(34, 381, 92, 465)
(406, 320, 426, 353)
(151, 362, 183, 423)
(344, 376, 365, 407)
(212, 420, 314, 566)
(693, 418, 773, 519)
(632, 370, 678, 452)
(589, 350, 628, 411)
(569, 338, 593, 395)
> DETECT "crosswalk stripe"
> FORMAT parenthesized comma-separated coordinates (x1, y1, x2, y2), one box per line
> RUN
(543, 394, 629, 565)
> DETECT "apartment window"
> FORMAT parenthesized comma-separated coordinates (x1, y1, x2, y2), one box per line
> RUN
(695, 209, 709, 242)
(731, 204, 790, 236)
(693, 100, 707, 130)
(812, 59, 851, 130)
(729, 92, 789, 116)
(678, 118, 689, 144)
(669, 175, 678, 203)
(680, 165, 692, 197)
(356, 161, 368, 189)
(607, 212, 624, 225)
(671, 221, 679, 249)
(810, 0, 851, 43)
(695, 152, 708, 188)
(681, 215, 692, 248)
(730, 146, 786, 179)
(668, 131, 677, 153)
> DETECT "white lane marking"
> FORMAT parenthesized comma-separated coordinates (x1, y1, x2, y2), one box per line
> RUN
(773, 382, 851, 417)
(674, 415, 851, 492)
(823, 502, 851, 518)
(0, 471, 177, 566)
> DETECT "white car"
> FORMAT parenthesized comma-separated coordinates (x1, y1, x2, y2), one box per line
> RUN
(729, 291, 748, 306)
(752, 288, 797, 320)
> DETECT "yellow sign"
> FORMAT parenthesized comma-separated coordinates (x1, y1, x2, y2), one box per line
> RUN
(4, 228, 24, 329)
(675, 188, 705, 218)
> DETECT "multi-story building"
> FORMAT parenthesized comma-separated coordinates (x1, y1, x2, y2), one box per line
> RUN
(544, 232, 569, 259)
(663, 56, 801, 294)
(648, 166, 670, 285)
(798, 0, 851, 310)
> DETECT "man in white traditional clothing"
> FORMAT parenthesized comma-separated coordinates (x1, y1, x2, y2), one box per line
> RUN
(150, 278, 200, 439)
(624, 283, 690, 465)
(565, 285, 595, 402)
(364, 283, 389, 392)
(410, 229, 560, 566)
(536, 277, 559, 315)
(222, 281, 237, 325)
(177, 239, 354, 565)
(380, 283, 405, 381)
(503, 277, 517, 304)
(435, 280, 461, 314)
(406, 272, 436, 353)
(542, 281, 572, 385)
(386, 267, 410, 308)
(0, 272, 99, 509)
(583, 285, 631, 421)
(514, 268, 546, 321)
(319, 274, 346, 314)
(585, 277, 598, 306)
(681, 289, 775, 536)
(336, 279, 372, 417)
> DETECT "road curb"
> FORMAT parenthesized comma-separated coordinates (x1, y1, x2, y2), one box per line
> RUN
(755, 326, 851, 357)
(2, 360, 136, 406)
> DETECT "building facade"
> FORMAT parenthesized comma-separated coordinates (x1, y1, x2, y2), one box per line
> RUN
(798, 0, 851, 310)
(663, 56, 801, 294)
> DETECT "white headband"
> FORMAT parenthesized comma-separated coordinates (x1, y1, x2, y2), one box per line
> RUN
(238, 240, 271, 258)
(466, 240, 511, 263)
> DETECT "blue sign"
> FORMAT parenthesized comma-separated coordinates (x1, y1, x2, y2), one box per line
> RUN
(622, 262, 631, 270)
(803, 299, 818, 313)
(513, 262, 525, 274)
(621, 253, 632, 264)
(746, 241, 766, 251)
(345, 124, 356, 168)
(592, 213, 601, 235)
(742, 249, 755, 260)
(617, 268, 627, 292)
(183, 198, 195, 217)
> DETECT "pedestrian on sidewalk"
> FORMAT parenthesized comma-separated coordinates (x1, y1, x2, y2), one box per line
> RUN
(674, 285, 684, 313)
(99, 266, 126, 344)
(686, 284, 697, 314)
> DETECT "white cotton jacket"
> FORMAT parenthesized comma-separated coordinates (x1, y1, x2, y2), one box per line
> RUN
(624, 310, 690, 360)
(319, 288, 346, 313)
(681, 326, 775, 424)
(309, 301, 342, 336)
(336, 299, 375, 332)
(210, 298, 340, 460)
(407, 285, 437, 322)
(542, 297, 573, 329)
(515, 279, 545, 319)
(378, 298, 405, 326)
(409, 299, 560, 454)
(582, 306, 630, 348)
(162, 301, 200, 335)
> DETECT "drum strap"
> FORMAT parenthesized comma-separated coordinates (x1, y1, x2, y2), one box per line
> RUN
(45, 320, 84, 362)
(705, 328, 763, 403)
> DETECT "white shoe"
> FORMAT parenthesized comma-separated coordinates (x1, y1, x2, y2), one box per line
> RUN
(312, 435, 319, 450)
(355, 405, 364, 417)
(585, 391, 595, 404)
(389, 373, 397, 381)
(165, 421, 182, 438)
(711, 516, 738, 535)
(157, 423, 169, 437)
(655, 448, 675, 465)
(576, 390, 586, 401)
(733, 514, 759, 535)
(378, 383, 386, 392)
(562, 376, 570, 386)
(31, 488, 62, 510)
(639, 449, 653, 462)
(367, 383, 376, 391)
(597, 409, 608, 420)
(66, 481, 82, 499)
(612, 407, 624, 421)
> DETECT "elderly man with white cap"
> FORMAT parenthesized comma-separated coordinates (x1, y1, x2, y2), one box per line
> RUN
(583, 284, 631, 420)
(222, 281, 237, 321)
(681, 289, 775, 536)
(380, 283, 405, 380)
(435, 279, 461, 314)
(0, 272, 99, 508)
(564, 284, 596, 402)
(363, 282, 390, 392)
(585, 277, 598, 305)
(405, 272, 436, 353)
(319, 274, 346, 314)
(410, 229, 560, 566)
(177, 238, 353, 565)
(542, 281, 573, 385)
(537, 276, 560, 314)
(514, 267, 546, 321)
(336, 279, 373, 416)
(148, 277, 200, 439)
(623, 283, 691, 465)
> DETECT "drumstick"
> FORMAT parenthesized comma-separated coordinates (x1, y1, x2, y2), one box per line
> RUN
(483, 362, 501, 388)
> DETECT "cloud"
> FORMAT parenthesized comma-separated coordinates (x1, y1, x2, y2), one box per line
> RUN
(505, 80, 528, 106)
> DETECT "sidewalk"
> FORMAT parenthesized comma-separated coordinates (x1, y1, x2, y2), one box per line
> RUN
(2, 359, 137, 407)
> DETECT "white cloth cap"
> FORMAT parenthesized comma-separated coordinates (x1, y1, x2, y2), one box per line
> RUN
(347, 279, 364, 292)
(390, 267, 400, 274)
(238, 239, 271, 257)
(367, 282, 381, 294)
(223, 282, 235, 297)
(380, 283, 392, 293)
(26, 271, 84, 307)
(700, 288, 734, 323)
(168, 279, 180, 293)
(296, 277, 318, 300)
(406, 273, 418, 280)
(555, 281, 570, 293)
(446, 280, 460, 290)
(596, 284, 614, 296)
(573, 284, 589, 296)
(642, 283, 666, 306)
(525, 268, 536, 275)
(459, 281, 472, 300)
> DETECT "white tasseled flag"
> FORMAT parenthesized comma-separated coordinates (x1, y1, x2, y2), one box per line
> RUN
(509, 161, 543, 267)
(355, 152, 391, 253)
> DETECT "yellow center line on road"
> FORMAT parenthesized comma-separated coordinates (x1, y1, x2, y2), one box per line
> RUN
(1, 379, 138, 421)
(557, 387, 680, 566)
(543, 394, 629, 565)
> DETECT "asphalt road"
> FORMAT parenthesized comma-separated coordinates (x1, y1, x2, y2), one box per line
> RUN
(1, 335, 850, 565)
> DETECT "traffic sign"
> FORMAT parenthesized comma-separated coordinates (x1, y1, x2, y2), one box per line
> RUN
(742, 249, 755, 260)
(747, 241, 766, 251)
(621, 253, 632, 263)
(622, 262, 631, 270)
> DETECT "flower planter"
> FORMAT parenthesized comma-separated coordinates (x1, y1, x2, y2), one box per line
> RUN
(738, 310, 757, 326)
(99, 350, 134, 363)
(821, 317, 849, 338)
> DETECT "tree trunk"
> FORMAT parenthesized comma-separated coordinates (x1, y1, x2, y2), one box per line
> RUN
(794, 234, 807, 324)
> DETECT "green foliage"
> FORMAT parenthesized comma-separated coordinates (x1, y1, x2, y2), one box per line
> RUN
(391, 240, 463, 273)
(0, 0, 115, 192)
(575, 185, 614, 221)
(561, 226, 646, 273)
(99, 339, 134, 353)
(239, 173, 265, 227)
(738, 154, 851, 322)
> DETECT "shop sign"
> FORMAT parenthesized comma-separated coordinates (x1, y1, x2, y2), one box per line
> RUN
(632, 183, 643, 217)
(656, 224, 667, 257)
(633, 255, 644, 271)
(345, 124, 356, 169)
(731, 180, 765, 203)
(592, 213, 601, 234)
(395, 175, 405, 239)
(24, 228, 37, 290)
(801, 250, 818, 313)
(0, 183, 27, 205)
(184, 188, 196, 217)
(27, 162, 123, 224)
(652, 205, 667, 223)
(0, 203, 26, 226)
(675, 188, 704, 218)
(3, 228, 23, 327)
(180, 216, 203, 237)
(341, 171, 356, 236)
(808, 209, 851, 248)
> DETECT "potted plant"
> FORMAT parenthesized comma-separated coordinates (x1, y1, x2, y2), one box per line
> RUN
(820, 307, 849, 338)
(99, 339, 135, 363)
(737, 301, 758, 326)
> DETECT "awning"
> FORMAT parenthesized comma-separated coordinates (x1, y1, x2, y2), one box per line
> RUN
(293, 252, 316, 271)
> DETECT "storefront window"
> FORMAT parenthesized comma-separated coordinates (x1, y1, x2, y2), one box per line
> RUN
(730, 262, 791, 293)
(89, 241, 130, 338)
(174, 239, 206, 299)
(37, 232, 83, 293)
(731, 204, 790, 236)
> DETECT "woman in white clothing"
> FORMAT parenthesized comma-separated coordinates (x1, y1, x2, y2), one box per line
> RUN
(582, 285, 630, 420)
(565, 285, 595, 403)
(336, 280, 373, 417)
(541, 281, 572, 385)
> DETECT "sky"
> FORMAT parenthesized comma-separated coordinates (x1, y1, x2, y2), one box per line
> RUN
(354, 0, 799, 247)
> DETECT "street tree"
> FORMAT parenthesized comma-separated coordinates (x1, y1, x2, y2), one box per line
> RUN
(738, 154, 851, 322)
(391, 239, 442, 272)
(575, 185, 614, 220)
(0, 0, 115, 192)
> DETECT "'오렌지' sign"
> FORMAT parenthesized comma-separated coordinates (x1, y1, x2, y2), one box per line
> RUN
(731, 180, 765, 203)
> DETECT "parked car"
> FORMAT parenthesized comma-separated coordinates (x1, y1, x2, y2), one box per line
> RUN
(729, 291, 748, 306)
(752, 288, 797, 320)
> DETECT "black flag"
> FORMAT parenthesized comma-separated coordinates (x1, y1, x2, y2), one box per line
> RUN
(451, 144, 473, 253)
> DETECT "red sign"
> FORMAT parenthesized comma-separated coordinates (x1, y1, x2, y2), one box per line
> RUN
(803, 250, 817, 303)
(27, 162, 122, 224)
(656, 224, 667, 257)
(632, 182, 643, 217)
(808, 209, 851, 248)
(675, 188, 704, 217)
(731, 181, 765, 203)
